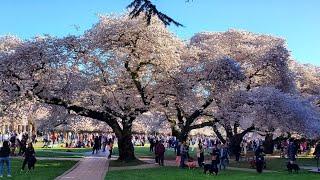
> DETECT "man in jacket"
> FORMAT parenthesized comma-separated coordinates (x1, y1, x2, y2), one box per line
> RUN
(313, 141, 320, 171)
(156, 140, 166, 166)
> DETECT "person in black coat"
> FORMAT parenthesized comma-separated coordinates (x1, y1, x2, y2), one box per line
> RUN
(21, 142, 36, 171)
(313, 141, 320, 171)
(0, 141, 12, 177)
(211, 144, 220, 173)
(255, 145, 265, 173)
(92, 136, 100, 154)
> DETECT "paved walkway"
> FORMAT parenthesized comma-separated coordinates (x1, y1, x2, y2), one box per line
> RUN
(56, 152, 109, 180)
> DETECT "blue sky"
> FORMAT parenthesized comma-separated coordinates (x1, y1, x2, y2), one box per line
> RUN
(1, 0, 319, 66)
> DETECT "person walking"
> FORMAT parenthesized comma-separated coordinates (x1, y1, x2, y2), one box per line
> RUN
(288, 138, 297, 164)
(18, 137, 27, 156)
(180, 141, 187, 168)
(92, 136, 100, 154)
(0, 141, 12, 178)
(255, 145, 265, 173)
(149, 137, 155, 152)
(175, 142, 181, 166)
(196, 140, 204, 167)
(9, 133, 16, 156)
(107, 138, 113, 159)
(21, 142, 36, 171)
(154, 140, 159, 164)
(211, 144, 220, 173)
(313, 141, 320, 171)
(156, 140, 166, 166)
(219, 144, 229, 170)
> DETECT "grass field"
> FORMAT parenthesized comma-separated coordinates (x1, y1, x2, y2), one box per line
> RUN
(229, 157, 318, 171)
(105, 167, 320, 180)
(34, 147, 92, 158)
(0, 159, 77, 180)
(34, 151, 84, 158)
(112, 146, 187, 160)
(35, 147, 92, 153)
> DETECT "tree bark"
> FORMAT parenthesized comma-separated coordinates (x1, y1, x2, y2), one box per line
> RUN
(177, 129, 189, 142)
(263, 133, 274, 154)
(225, 124, 255, 156)
(117, 131, 136, 161)
(213, 124, 226, 144)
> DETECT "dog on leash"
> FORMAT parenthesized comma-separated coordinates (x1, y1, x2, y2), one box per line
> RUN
(287, 162, 300, 173)
(27, 156, 37, 171)
(202, 162, 218, 175)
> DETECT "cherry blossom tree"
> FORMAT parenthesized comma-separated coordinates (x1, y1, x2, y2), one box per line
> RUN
(158, 55, 245, 141)
(0, 15, 183, 161)
(289, 60, 320, 108)
(187, 30, 296, 150)
(218, 87, 320, 152)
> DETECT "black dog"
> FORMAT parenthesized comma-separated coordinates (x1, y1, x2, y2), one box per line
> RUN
(256, 158, 264, 173)
(202, 163, 218, 175)
(287, 162, 300, 173)
(27, 156, 37, 170)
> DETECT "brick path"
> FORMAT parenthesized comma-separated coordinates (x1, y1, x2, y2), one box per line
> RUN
(56, 152, 109, 180)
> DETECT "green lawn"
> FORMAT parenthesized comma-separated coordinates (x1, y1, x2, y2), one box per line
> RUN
(112, 146, 187, 160)
(34, 147, 92, 158)
(111, 146, 318, 170)
(1, 159, 77, 180)
(34, 151, 84, 158)
(109, 159, 147, 167)
(35, 147, 92, 153)
(229, 157, 318, 171)
(105, 167, 320, 180)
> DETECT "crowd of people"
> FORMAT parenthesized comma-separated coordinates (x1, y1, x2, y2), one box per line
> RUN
(147, 135, 320, 174)
(1, 131, 320, 178)
(0, 132, 36, 178)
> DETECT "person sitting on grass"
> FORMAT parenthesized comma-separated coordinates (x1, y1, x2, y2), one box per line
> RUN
(0, 141, 12, 178)
(21, 142, 36, 172)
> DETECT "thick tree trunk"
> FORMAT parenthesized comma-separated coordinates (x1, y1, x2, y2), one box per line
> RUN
(228, 125, 255, 156)
(171, 126, 180, 139)
(263, 133, 274, 154)
(117, 132, 136, 161)
(229, 134, 243, 156)
(177, 131, 189, 142)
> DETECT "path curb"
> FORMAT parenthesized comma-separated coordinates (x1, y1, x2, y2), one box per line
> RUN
(54, 159, 82, 180)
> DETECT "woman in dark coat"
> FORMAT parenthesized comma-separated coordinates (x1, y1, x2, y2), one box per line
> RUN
(21, 142, 36, 171)
(0, 141, 12, 177)
(314, 141, 320, 171)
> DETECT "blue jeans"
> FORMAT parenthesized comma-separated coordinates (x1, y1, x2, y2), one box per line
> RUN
(0, 157, 11, 176)
(180, 154, 186, 168)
